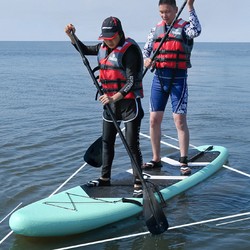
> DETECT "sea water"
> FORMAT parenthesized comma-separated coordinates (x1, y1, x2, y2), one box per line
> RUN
(0, 41, 250, 249)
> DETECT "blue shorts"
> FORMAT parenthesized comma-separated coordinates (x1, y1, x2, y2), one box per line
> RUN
(150, 68, 188, 114)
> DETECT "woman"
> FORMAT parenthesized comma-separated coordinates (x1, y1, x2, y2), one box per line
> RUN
(65, 17, 144, 197)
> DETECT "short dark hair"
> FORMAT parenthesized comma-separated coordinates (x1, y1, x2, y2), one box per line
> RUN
(158, 0, 177, 7)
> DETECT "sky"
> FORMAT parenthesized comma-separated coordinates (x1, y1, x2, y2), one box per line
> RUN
(0, 0, 249, 43)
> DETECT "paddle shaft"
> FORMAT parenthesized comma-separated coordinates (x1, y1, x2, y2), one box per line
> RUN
(142, 0, 187, 78)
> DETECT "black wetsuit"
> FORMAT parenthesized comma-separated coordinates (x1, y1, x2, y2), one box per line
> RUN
(74, 39, 144, 180)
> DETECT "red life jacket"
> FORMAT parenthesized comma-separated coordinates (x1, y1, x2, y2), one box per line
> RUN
(153, 19, 193, 69)
(97, 38, 143, 99)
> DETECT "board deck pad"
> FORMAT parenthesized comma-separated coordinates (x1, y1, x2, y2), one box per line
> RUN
(82, 147, 220, 198)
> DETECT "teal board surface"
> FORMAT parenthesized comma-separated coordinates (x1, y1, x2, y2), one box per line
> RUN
(9, 145, 228, 236)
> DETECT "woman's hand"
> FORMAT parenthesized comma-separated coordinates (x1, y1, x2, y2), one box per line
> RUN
(99, 94, 113, 105)
(64, 24, 77, 44)
(65, 24, 75, 35)
(99, 92, 123, 105)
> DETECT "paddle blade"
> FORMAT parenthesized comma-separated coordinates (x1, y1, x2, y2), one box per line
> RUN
(84, 136, 102, 167)
(143, 186, 169, 234)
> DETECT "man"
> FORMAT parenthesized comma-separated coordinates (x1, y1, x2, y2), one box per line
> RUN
(143, 0, 201, 175)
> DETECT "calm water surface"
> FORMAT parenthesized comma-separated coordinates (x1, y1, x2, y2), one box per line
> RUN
(0, 42, 250, 249)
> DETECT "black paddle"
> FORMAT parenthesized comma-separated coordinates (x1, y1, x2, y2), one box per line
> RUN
(189, 145, 214, 162)
(70, 31, 168, 234)
(142, 0, 187, 78)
